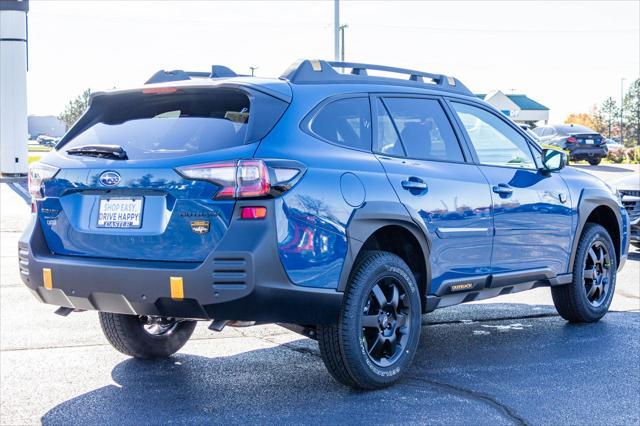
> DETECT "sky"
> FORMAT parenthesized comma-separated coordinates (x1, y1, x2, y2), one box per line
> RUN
(25, 0, 639, 122)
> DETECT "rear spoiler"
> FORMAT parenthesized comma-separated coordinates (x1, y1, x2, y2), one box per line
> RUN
(145, 65, 240, 84)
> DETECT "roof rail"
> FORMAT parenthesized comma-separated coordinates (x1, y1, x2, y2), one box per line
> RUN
(280, 59, 472, 95)
(145, 65, 238, 84)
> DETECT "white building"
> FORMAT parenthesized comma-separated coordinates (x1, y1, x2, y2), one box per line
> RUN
(476, 90, 549, 127)
(28, 116, 66, 139)
(0, 0, 29, 175)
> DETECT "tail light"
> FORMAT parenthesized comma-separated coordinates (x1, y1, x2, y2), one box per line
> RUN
(28, 162, 59, 201)
(142, 87, 180, 95)
(566, 136, 577, 144)
(176, 159, 303, 199)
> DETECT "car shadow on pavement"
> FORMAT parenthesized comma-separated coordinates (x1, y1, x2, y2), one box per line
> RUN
(40, 304, 640, 425)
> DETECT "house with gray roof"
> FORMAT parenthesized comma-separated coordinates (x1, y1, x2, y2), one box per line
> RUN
(476, 91, 549, 127)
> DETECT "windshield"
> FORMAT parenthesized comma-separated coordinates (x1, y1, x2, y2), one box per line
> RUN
(60, 89, 250, 159)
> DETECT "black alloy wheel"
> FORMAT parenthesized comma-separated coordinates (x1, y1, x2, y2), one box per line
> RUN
(361, 277, 412, 367)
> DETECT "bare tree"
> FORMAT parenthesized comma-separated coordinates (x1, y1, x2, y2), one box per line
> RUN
(58, 88, 92, 130)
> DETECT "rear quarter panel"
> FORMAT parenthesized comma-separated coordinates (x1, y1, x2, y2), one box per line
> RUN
(254, 85, 401, 289)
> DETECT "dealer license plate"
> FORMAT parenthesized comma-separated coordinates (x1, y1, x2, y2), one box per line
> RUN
(97, 197, 143, 228)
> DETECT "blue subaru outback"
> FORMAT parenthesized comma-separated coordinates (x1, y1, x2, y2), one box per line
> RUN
(21, 60, 630, 389)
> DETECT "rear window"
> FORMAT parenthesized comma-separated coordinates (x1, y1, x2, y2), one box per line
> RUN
(531, 127, 544, 136)
(557, 124, 594, 134)
(61, 89, 251, 159)
(309, 97, 371, 150)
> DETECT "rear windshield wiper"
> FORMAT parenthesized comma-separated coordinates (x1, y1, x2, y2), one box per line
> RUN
(66, 145, 128, 160)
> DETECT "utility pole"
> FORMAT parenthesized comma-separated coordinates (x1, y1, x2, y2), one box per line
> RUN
(620, 78, 625, 145)
(339, 24, 348, 62)
(334, 0, 340, 61)
(249, 66, 258, 77)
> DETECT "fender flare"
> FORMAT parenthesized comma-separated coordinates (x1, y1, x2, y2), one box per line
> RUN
(569, 188, 623, 272)
(337, 201, 432, 297)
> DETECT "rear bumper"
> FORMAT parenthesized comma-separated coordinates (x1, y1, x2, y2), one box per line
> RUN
(567, 146, 606, 159)
(18, 201, 343, 324)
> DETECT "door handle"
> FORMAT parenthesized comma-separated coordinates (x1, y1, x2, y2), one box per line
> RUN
(492, 183, 513, 196)
(401, 179, 427, 191)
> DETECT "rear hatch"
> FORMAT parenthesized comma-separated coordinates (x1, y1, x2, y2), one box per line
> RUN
(35, 84, 289, 262)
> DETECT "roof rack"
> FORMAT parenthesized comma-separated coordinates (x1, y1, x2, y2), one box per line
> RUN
(280, 59, 472, 95)
(145, 65, 238, 84)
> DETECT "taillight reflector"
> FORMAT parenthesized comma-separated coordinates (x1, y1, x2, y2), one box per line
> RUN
(240, 206, 267, 220)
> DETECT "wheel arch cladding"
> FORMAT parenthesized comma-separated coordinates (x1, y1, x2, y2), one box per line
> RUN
(585, 206, 621, 264)
(340, 203, 430, 311)
(571, 189, 623, 271)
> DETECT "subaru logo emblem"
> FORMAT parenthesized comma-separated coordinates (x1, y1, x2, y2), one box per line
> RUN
(99, 171, 121, 186)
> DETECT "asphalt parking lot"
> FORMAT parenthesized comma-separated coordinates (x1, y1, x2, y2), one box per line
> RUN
(1, 164, 638, 425)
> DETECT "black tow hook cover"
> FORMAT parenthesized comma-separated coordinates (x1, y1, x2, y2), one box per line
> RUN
(208, 319, 228, 332)
(54, 307, 75, 317)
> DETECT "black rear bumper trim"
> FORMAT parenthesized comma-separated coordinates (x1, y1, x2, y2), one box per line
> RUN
(19, 201, 343, 325)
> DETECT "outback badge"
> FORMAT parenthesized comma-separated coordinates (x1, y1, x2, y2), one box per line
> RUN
(191, 220, 210, 235)
(451, 283, 473, 292)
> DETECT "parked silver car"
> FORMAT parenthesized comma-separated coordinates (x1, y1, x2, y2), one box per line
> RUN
(603, 138, 625, 154)
(615, 174, 640, 248)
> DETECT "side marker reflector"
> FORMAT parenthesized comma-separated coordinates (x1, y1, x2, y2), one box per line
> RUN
(170, 277, 184, 300)
(43, 268, 53, 289)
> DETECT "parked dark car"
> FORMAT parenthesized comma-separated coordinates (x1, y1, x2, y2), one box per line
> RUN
(36, 135, 60, 148)
(21, 60, 630, 389)
(532, 124, 606, 165)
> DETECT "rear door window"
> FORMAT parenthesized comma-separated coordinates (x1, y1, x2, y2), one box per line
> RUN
(60, 88, 252, 159)
(373, 99, 405, 156)
(309, 97, 372, 150)
(378, 97, 464, 162)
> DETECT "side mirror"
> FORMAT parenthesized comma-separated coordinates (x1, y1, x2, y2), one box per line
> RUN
(541, 148, 566, 172)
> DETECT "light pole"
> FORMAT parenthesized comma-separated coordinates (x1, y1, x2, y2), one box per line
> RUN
(339, 24, 348, 62)
(249, 66, 258, 77)
(334, 0, 340, 61)
(620, 78, 625, 145)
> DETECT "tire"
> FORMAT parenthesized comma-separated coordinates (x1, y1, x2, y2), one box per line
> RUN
(588, 158, 602, 166)
(317, 251, 422, 389)
(99, 313, 197, 359)
(551, 223, 617, 323)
